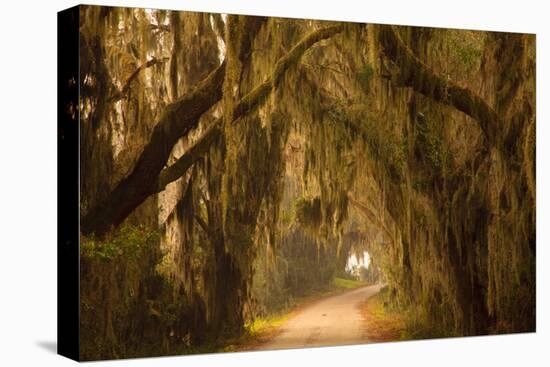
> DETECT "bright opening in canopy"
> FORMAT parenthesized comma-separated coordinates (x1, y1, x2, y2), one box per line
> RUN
(345, 251, 370, 278)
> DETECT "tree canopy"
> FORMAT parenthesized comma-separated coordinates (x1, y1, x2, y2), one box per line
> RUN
(77, 5, 535, 360)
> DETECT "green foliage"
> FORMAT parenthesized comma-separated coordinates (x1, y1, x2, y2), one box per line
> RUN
(446, 30, 484, 67)
(413, 113, 449, 179)
(361, 116, 407, 182)
(81, 224, 160, 262)
(387, 135, 407, 181)
(332, 277, 365, 289)
(357, 64, 374, 84)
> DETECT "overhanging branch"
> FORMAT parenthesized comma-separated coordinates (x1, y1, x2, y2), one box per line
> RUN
(109, 57, 169, 103)
(158, 26, 346, 190)
(81, 61, 226, 236)
(377, 25, 499, 145)
(82, 25, 344, 236)
(233, 24, 344, 122)
(157, 125, 222, 192)
(348, 196, 394, 244)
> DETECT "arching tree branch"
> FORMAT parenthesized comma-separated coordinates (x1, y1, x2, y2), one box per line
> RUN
(81, 25, 344, 236)
(81, 61, 226, 236)
(376, 25, 499, 145)
(233, 24, 344, 121)
(158, 25, 346, 193)
(348, 195, 394, 244)
(160, 24, 346, 186)
(157, 125, 222, 192)
(109, 57, 169, 103)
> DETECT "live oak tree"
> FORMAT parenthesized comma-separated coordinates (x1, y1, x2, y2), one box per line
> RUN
(78, 5, 535, 359)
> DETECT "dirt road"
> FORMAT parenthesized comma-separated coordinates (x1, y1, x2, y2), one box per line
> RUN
(257, 284, 383, 350)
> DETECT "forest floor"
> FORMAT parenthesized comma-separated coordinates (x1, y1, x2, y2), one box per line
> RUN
(230, 281, 387, 352)
(359, 289, 409, 343)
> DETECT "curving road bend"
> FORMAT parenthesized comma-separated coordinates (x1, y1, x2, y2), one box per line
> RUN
(257, 284, 383, 351)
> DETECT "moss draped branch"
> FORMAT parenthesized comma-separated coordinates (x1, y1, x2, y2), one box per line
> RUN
(349, 196, 394, 244)
(162, 25, 346, 190)
(377, 25, 499, 145)
(81, 25, 344, 236)
(157, 125, 222, 192)
(109, 57, 169, 103)
(233, 24, 345, 121)
(81, 62, 226, 236)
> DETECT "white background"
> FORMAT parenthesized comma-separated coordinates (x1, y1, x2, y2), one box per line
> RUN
(0, 0, 548, 365)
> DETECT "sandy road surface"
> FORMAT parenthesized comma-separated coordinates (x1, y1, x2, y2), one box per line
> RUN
(257, 284, 383, 350)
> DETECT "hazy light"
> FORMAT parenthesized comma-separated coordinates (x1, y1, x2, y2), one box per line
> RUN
(345, 251, 370, 274)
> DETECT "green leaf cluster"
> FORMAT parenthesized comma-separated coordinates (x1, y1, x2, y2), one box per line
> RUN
(81, 224, 160, 262)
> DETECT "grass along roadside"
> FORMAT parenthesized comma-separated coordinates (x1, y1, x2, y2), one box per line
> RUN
(225, 277, 369, 351)
(360, 286, 457, 343)
(360, 287, 409, 343)
(358, 284, 454, 343)
(332, 277, 366, 289)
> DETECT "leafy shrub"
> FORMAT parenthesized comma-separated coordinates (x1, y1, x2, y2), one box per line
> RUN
(81, 224, 160, 262)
